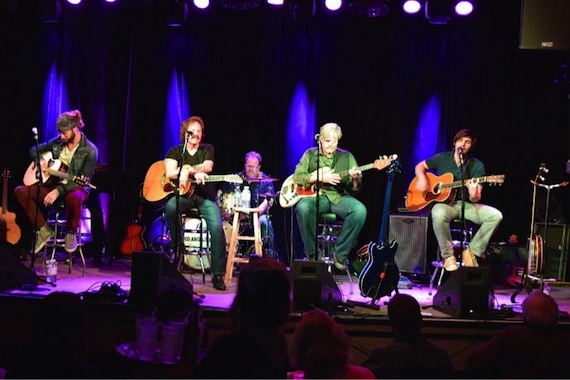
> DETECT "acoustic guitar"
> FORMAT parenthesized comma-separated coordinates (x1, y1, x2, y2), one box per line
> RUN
(0, 169, 22, 245)
(143, 160, 242, 202)
(405, 172, 505, 212)
(23, 151, 95, 189)
(358, 157, 401, 302)
(119, 189, 146, 256)
(278, 155, 397, 208)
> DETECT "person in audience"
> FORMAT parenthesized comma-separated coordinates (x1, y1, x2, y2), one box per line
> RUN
(362, 293, 454, 378)
(464, 290, 570, 378)
(289, 309, 375, 379)
(6, 291, 101, 378)
(192, 257, 291, 378)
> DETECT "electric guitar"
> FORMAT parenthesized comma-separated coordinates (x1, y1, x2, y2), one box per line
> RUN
(279, 155, 397, 208)
(358, 157, 401, 302)
(405, 172, 505, 212)
(0, 169, 21, 245)
(23, 152, 95, 188)
(142, 160, 243, 202)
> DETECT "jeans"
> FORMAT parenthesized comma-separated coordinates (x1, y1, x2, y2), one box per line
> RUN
(295, 195, 367, 261)
(431, 201, 503, 259)
(165, 196, 227, 275)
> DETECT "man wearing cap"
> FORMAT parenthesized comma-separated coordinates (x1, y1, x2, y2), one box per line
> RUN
(15, 109, 99, 255)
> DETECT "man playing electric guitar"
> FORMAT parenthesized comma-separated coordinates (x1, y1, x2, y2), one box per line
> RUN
(292, 122, 367, 271)
(163, 116, 227, 291)
(413, 129, 503, 272)
(14, 110, 98, 255)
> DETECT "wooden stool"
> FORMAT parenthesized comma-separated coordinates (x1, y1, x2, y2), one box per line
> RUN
(224, 206, 263, 284)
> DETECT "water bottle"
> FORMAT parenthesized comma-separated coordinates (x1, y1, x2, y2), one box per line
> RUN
(241, 186, 251, 208)
(233, 185, 241, 209)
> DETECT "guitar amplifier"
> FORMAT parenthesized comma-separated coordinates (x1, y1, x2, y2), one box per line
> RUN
(389, 213, 429, 274)
(534, 223, 570, 281)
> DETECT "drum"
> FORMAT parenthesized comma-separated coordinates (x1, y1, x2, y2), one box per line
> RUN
(183, 217, 211, 250)
(183, 220, 233, 270)
(148, 216, 170, 250)
(218, 192, 234, 221)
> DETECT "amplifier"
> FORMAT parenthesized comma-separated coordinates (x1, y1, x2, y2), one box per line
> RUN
(534, 223, 570, 281)
(389, 214, 428, 274)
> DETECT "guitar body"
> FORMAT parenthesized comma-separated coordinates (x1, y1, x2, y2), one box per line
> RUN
(119, 222, 146, 256)
(358, 240, 399, 299)
(405, 172, 454, 211)
(1, 169, 21, 245)
(23, 152, 68, 188)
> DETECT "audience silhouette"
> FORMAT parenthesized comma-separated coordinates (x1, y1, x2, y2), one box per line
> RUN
(362, 293, 453, 378)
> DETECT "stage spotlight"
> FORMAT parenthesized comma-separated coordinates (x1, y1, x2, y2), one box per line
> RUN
(160, 0, 188, 26)
(324, 0, 342, 12)
(220, 0, 262, 10)
(402, 0, 421, 14)
(346, 0, 390, 17)
(193, 0, 210, 9)
(267, 0, 284, 5)
(289, 0, 316, 21)
(67, 0, 81, 4)
(454, 0, 473, 16)
(425, 0, 451, 24)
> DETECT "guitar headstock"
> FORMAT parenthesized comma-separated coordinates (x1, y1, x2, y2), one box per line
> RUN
(373, 154, 399, 172)
(487, 174, 505, 186)
(383, 155, 401, 175)
(75, 175, 92, 186)
(225, 174, 243, 184)
(2, 169, 10, 179)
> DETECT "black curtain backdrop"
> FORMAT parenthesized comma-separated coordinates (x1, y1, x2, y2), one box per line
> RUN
(2, 0, 569, 262)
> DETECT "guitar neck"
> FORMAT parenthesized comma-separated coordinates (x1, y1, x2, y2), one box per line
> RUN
(377, 174, 395, 244)
(192, 175, 232, 183)
(442, 176, 490, 190)
(1, 177, 7, 213)
(335, 162, 375, 177)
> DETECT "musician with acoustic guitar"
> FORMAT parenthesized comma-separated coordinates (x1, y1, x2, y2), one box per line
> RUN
(291, 122, 368, 271)
(410, 129, 503, 272)
(162, 116, 227, 291)
(14, 110, 98, 255)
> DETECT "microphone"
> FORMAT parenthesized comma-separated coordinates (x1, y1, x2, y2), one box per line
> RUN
(314, 133, 320, 141)
(187, 131, 194, 137)
(31, 127, 38, 140)
(566, 160, 570, 175)
(457, 146, 463, 154)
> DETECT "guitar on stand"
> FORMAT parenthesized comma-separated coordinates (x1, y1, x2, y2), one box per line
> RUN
(357, 156, 401, 307)
(511, 164, 568, 302)
(0, 169, 21, 245)
(119, 188, 146, 257)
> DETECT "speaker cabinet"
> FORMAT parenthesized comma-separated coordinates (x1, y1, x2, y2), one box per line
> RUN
(432, 267, 494, 318)
(519, 0, 570, 50)
(0, 245, 38, 290)
(534, 223, 570, 281)
(292, 260, 342, 311)
(389, 214, 428, 274)
(129, 251, 193, 306)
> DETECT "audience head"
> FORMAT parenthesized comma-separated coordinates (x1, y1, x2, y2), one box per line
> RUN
(292, 309, 351, 376)
(522, 291, 559, 329)
(388, 293, 422, 337)
(230, 257, 291, 329)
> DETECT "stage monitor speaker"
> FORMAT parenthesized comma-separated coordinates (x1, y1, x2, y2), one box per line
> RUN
(389, 214, 428, 274)
(519, 0, 570, 50)
(0, 245, 39, 291)
(432, 267, 494, 318)
(292, 260, 342, 311)
(129, 251, 193, 306)
(534, 223, 570, 281)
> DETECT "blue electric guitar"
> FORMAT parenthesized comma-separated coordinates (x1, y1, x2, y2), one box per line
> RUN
(358, 156, 401, 302)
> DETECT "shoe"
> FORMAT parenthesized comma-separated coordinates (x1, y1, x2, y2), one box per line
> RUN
(462, 248, 479, 267)
(333, 253, 347, 271)
(34, 225, 54, 254)
(64, 233, 78, 253)
(212, 274, 226, 291)
(443, 256, 459, 271)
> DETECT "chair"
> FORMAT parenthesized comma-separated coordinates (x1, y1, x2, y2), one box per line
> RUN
(428, 219, 477, 295)
(224, 206, 263, 285)
(317, 213, 354, 295)
(43, 203, 88, 277)
(179, 208, 210, 285)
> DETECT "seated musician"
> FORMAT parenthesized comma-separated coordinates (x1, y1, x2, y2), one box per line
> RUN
(292, 122, 367, 270)
(217, 151, 276, 257)
(413, 129, 503, 271)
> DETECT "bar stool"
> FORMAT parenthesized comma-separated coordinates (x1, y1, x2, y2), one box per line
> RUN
(179, 208, 210, 285)
(225, 206, 263, 285)
(318, 213, 354, 295)
(428, 219, 477, 295)
(43, 203, 87, 277)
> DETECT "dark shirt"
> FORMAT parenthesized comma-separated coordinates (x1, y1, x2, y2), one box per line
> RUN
(166, 143, 216, 202)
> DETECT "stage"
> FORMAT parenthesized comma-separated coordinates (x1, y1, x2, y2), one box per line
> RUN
(1, 253, 570, 377)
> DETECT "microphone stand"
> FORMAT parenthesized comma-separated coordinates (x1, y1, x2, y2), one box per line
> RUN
(30, 131, 42, 271)
(173, 133, 190, 266)
(457, 148, 468, 262)
(314, 136, 321, 261)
